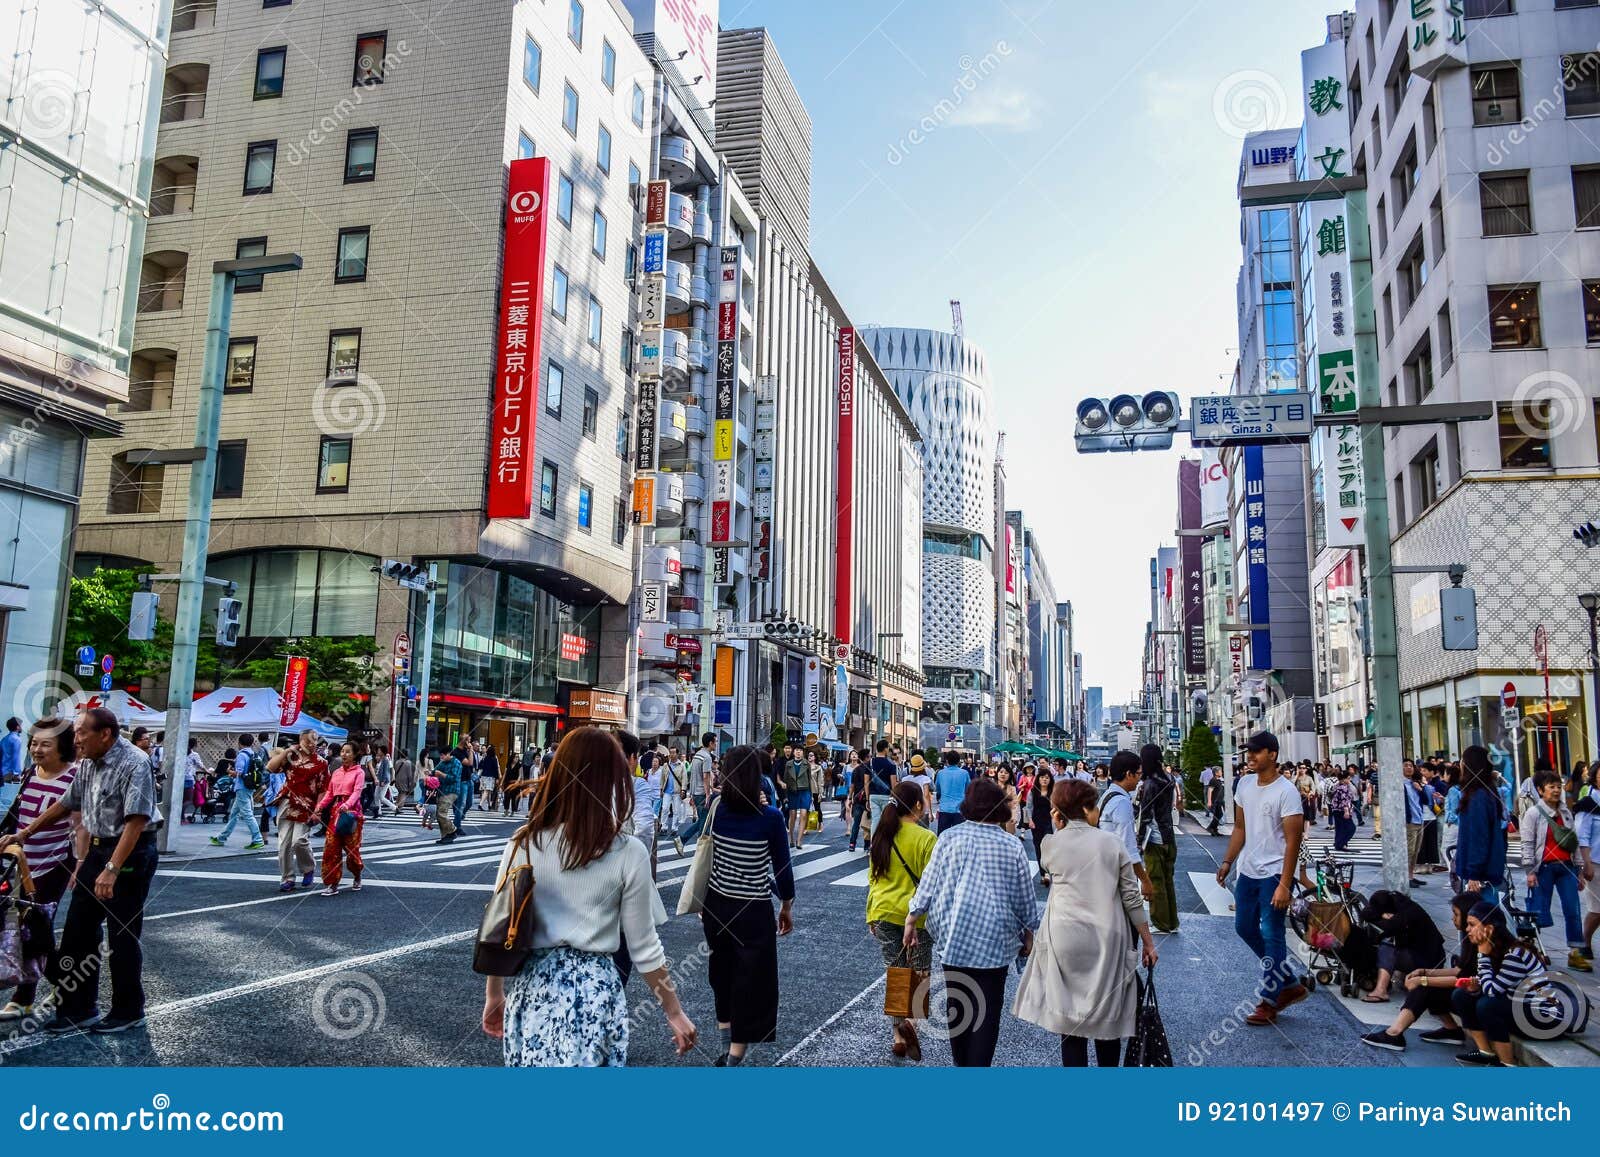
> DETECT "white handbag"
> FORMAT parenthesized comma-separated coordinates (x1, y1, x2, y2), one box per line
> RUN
(675, 797, 719, 916)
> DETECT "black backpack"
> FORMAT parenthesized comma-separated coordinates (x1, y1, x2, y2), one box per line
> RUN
(240, 749, 267, 792)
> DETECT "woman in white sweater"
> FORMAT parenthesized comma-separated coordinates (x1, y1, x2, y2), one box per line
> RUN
(481, 727, 696, 1066)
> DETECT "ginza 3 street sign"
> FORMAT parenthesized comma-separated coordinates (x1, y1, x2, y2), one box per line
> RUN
(1189, 392, 1314, 446)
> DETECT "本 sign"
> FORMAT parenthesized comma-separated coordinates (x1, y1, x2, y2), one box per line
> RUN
(1190, 392, 1313, 446)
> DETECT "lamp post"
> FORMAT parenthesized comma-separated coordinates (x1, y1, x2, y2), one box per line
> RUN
(157, 253, 303, 853)
(1581, 593, 1600, 762)
(872, 631, 902, 748)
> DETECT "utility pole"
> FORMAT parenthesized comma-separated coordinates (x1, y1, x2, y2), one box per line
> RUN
(414, 563, 438, 761)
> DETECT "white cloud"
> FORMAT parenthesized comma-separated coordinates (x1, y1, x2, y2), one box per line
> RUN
(945, 84, 1037, 130)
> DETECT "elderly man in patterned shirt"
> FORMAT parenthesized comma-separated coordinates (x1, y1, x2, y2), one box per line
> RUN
(3, 706, 158, 1034)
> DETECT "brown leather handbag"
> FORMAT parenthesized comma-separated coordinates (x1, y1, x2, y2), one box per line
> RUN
(472, 840, 537, 976)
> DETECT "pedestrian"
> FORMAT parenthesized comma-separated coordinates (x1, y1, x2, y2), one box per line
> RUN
(867, 739, 899, 832)
(266, 730, 329, 892)
(456, 743, 479, 830)
(209, 733, 266, 850)
(845, 750, 868, 850)
(996, 766, 1019, 835)
(393, 748, 416, 812)
(784, 744, 813, 849)
(0, 719, 80, 1022)
(1358, 889, 1448, 1003)
(1573, 792, 1600, 964)
(263, 741, 288, 837)
(314, 742, 366, 896)
(659, 745, 688, 854)
(1014, 778, 1158, 1066)
(1214, 730, 1308, 1027)
(1136, 744, 1179, 934)
(481, 727, 695, 1066)
(1520, 768, 1592, 972)
(903, 753, 934, 823)
(698, 744, 794, 1066)
(1453, 746, 1509, 902)
(1452, 902, 1551, 1067)
(628, 742, 663, 879)
(905, 777, 1038, 1067)
(1027, 768, 1054, 883)
(865, 781, 936, 1061)
(6, 707, 157, 1033)
(1329, 767, 1358, 851)
(478, 743, 499, 814)
(0, 716, 24, 790)
(373, 743, 394, 815)
(1359, 892, 1478, 1053)
(678, 732, 717, 843)
(1402, 759, 1430, 887)
(1098, 752, 1155, 905)
(432, 745, 464, 845)
(932, 749, 970, 834)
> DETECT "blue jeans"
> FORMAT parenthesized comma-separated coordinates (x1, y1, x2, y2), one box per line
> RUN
(1532, 861, 1585, 947)
(217, 793, 262, 844)
(1234, 873, 1290, 1002)
(680, 793, 709, 842)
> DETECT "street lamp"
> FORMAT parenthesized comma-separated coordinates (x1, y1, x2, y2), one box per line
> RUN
(157, 253, 302, 853)
(1581, 593, 1600, 762)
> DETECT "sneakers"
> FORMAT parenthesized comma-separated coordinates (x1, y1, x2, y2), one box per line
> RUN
(1568, 949, 1593, 973)
(351, 877, 362, 892)
(91, 1013, 146, 1034)
(208, 836, 225, 846)
(245, 840, 267, 851)
(1419, 1026, 1466, 1045)
(1455, 1050, 1499, 1067)
(1245, 1001, 1278, 1026)
(301, 871, 315, 888)
(672, 835, 685, 856)
(1409, 878, 1427, 887)
(1273, 983, 1310, 1011)
(278, 880, 295, 893)
(1359, 1028, 1406, 1052)
(320, 886, 339, 897)
(44, 1012, 101, 1035)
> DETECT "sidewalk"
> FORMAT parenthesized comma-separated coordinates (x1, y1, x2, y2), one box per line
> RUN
(1186, 810, 1599, 1066)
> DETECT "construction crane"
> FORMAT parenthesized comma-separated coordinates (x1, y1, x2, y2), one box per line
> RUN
(950, 299, 964, 339)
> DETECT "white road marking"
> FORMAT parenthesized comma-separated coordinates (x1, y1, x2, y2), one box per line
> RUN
(158, 869, 494, 892)
(790, 849, 866, 880)
(1188, 871, 1235, 916)
(774, 972, 887, 1066)
(831, 867, 872, 888)
(148, 892, 305, 921)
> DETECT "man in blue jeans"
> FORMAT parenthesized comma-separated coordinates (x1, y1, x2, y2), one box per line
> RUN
(1216, 730, 1307, 1026)
(932, 749, 970, 833)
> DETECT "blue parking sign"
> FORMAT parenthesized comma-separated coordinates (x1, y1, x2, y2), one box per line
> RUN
(99, 673, 113, 692)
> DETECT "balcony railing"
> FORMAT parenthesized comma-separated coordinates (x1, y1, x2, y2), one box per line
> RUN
(171, 0, 216, 33)
(149, 182, 196, 217)
(160, 92, 206, 124)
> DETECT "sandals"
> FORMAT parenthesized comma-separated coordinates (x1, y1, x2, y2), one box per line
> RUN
(900, 1021, 922, 1062)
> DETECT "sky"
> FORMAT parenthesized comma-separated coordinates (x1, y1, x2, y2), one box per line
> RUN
(726, 0, 1333, 701)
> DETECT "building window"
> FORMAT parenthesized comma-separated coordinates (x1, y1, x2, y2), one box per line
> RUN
(1466, 0, 1513, 15)
(1471, 64, 1519, 125)
(1565, 53, 1600, 117)
(582, 386, 598, 437)
(344, 128, 378, 182)
(1404, 335, 1434, 401)
(1498, 401, 1551, 467)
(1487, 284, 1541, 348)
(601, 39, 616, 90)
(577, 482, 593, 530)
(621, 326, 634, 373)
(630, 82, 645, 128)
(243, 140, 277, 194)
(353, 32, 387, 86)
(335, 227, 370, 283)
(254, 47, 286, 99)
(516, 131, 535, 160)
(108, 454, 163, 515)
(546, 360, 564, 415)
(225, 337, 256, 393)
(551, 265, 568, 319)
(214, 440, 247, 499)
(597, 123, 612, 174)
(1582, 282, 1600, 344)
(568, 0, 583, 47)
(1437, 305, 1455, 374)
(628, 160, 641, 194)
(235, 236, 267, 293)
(1574, 167, 1600, 227)
(557, 173, 574, 225)
(263, 0, 290, 7)
(317, 436, 352, 492)
(1480, 171, 1531, 235)
(540, 460, 558, 517)
(1558, 0, 1599, 7)
(327, 328, 361, 382)
(615, 411, 629, 458)
(1411, 440, 1441, 511)
(523, 35, 542, 92)
(563, 83, 579, 136)
(592, 208, 607, 259)
(613, 497, 628, 545)
(587, 295, 602, 347)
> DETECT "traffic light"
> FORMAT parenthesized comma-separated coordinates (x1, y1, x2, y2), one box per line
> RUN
(1575, 521, 1600, 548)
(378, 559, 432, 591)
(129, 591, 158, 641)
(1073, 391, 1180, 453)
(215, 597, 242, 647)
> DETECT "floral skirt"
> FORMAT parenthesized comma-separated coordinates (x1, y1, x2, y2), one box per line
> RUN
(503, 946, 629, 1067)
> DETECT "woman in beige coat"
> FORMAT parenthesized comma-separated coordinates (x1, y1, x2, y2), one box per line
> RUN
(1013, 778, 1158, 1066)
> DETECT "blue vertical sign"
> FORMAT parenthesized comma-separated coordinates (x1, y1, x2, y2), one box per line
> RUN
(643, 231, 666, 274)
(1243, 445, 1272, 671)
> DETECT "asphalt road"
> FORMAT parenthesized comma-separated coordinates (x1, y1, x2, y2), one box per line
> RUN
(0, 806, 1427, 1068)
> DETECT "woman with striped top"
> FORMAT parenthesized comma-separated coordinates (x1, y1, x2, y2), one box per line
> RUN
(0, 719, 79, 1020)
(1450, 901, 1551, 1066)
(700, 744, 794, 1065)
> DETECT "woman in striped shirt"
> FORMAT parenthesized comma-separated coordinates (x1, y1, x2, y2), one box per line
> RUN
(0, 719, 80, 1020)
(700, 744, 794, 1065)
(1450, 901, 1551, 1067)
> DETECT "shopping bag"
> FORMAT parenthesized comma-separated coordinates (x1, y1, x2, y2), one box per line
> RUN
(676, 799, 719, 916)
(1122, 966, 1173, 1067)
(883, 947, 931, 1019)
(806, 810, 821, 832)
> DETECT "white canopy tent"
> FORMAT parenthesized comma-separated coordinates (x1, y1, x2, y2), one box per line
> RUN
(55, 689, 167, 728)
(188, 686, 347, 740)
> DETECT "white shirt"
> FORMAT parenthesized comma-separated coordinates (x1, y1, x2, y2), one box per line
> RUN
(1235, 773, 1304, 879)
(630, 770, 662, 834)
(1099, 782, 1142, 865)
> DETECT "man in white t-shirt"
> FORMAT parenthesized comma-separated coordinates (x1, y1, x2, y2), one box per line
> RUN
(903, 753, 934, 825)
(1215, 730, 1306, 1026)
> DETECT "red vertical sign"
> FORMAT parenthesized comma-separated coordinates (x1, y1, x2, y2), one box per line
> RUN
(280, 656, 310, 728)
(834, 328, 856, 645)
(487, 157, 552, 519)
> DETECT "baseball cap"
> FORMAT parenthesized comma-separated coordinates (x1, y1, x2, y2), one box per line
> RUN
(1244, 731, 1279, 754)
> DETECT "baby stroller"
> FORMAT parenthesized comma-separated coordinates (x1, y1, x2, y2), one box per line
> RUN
(0, 850, 57, 992)
(1289, 851, 1377, 997)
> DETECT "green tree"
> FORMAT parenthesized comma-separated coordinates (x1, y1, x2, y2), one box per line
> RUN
(61, 568, 173, 684)
(1179, 720, 1222, 807)
(768, 723, 788, 749)
(197, 635, 381, 721)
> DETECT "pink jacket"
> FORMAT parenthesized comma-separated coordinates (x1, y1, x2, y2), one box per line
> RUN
(315, 764, 365, 814)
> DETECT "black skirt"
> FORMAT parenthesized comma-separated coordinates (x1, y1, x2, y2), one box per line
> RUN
(701, 887, 779, 1044)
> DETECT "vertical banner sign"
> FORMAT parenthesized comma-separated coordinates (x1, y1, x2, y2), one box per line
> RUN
(1243, 445, 1272, 672)
(834, 644, 849, 727)
(645, 179, 669, 227)
(280, 656, 310, 728)
(634, 380, 658, 474)
(1320, 348, 1364, 547)
(712, 246, 739, 585)
(1178, 459, 1206, 676)
(1229, 633, 1244, 683)
(1199, 448, 1228, 529)
(753, 375, 775, 583)
(803, 655, 822, 736)
(834, 327, 856, 644)
(487, 157, 552, 519)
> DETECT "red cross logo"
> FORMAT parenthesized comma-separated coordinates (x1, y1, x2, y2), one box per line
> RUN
(217, 695, 248, 713)
(84, 696, 102, 709)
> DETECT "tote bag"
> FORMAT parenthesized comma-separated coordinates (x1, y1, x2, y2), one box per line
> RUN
(1122, 966, 1174, 1067)
(676, 798, 720, 916)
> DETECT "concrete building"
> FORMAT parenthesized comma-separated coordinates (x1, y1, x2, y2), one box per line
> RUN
(0, 1, 169, 711)
(1016, 519, 1070, 738)
(1084, 684, 1104, 736)
(76, 0, 654, 757)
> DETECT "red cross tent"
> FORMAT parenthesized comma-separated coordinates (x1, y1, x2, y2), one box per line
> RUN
(188, 686, 347, 739)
